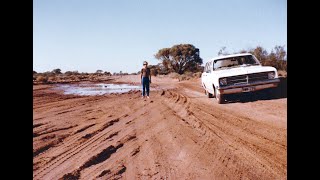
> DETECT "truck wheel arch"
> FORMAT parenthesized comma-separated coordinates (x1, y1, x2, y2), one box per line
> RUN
(212, 84, 216, 98)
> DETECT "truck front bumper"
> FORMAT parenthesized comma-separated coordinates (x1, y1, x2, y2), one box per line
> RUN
(217, 78, 280, 95)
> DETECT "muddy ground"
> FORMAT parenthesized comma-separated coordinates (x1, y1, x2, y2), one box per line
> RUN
(33, 75, 287, 180)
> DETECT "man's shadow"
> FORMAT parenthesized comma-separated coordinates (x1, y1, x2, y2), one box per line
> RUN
(224, 77, 287, 103)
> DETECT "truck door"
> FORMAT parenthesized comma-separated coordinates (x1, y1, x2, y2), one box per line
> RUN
(206, 61, 214, 94)
(202, 62, 208, 89)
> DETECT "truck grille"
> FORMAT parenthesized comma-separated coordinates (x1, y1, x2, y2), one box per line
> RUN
(225, 72, 270, 86)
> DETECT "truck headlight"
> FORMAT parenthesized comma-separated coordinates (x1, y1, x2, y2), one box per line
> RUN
(268, 72, 275, 79)
(219, 78, 227, 86)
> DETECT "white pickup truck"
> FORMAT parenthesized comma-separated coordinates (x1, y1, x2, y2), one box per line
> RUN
(201, 53, 280, 104)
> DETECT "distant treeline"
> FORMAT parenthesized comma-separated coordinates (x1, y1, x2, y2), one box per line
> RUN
(33, 44, 286, 83)
(32, 69, 136, 83)
(218, 45, 287, 71)
(149, 44, 287, 76)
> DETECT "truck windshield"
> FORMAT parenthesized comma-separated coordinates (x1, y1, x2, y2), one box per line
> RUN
(213, 55, 260, 70)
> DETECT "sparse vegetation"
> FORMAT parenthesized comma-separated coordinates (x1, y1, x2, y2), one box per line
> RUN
(48, 76, 56, 82)
(52, 68, 62, 74)
(218, 45, 287, 72)
(155, 44, 203, 74)
(65, 71, 79, 76)
(166, 72, 198, 81)
(277, 70, 287, 77)
(36, 76, 48, 83)
(193, 72, 202, 78)
(33, 68, 116, 84)
(149, 65, 159, 76)
(104, 71, 112, 76)
(33, 45, 286, 84)
(96, 70, 103, 74)
(168, 72, 180, 79)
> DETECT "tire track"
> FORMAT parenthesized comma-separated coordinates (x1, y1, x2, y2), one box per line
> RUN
(33, 119, 121, 179)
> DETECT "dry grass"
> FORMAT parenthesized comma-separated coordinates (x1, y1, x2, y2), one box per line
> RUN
(167, 72, 201, 81)
(36, 76, 48, 83)
(277, 70, 287, 77)
(193, 72, 202, 78)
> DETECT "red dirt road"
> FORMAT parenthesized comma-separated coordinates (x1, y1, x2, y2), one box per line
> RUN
(33, 75, 287, 180)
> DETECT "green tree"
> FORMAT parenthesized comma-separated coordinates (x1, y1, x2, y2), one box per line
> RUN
(36, 76, 48, 83)
(220, 45, 287, 71)
(273, 46, 287, 71)
(104, 71, 112, 76)
(250, 46, 268, 64)
(155, 44, 203, 74)
(65, 71, 73, 76)
(96, 70, 103, 74)
(149, 65, 159, 76)
(274, 45, 286, 61)
(52, 68, 62, 74)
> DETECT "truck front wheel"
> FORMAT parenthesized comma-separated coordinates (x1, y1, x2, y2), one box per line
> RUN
(206, 90, 213, 98)
(215, 88, 224, 104)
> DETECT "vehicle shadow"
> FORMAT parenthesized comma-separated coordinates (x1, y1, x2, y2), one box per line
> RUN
(225, 77, 287, 104)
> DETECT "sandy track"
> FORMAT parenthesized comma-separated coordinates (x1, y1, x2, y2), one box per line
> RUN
(33, 75, 287, 180)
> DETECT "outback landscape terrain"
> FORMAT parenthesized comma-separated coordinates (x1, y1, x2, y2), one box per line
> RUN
(33, 75, 287, 180)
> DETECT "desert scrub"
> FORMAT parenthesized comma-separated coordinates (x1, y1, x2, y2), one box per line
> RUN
(178, 74, 189, 81)
(277, 70, 287, 77)
(70, 75, 80, 81)
(79, 75, 87, 80)
(48, 76, 56, 83)
(184, 71, 193, 77)
(193, 72, 202, 78)
(36, 76, 48, 83)
(178, 72, 196, 81)
(150, 68, 158, 76)
(168, 72, 180, 79)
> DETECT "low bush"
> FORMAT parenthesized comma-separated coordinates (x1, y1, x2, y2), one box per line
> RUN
(36, 76, 48, 83)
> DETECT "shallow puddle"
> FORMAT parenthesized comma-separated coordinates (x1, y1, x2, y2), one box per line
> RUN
(54, 83, 141, 96)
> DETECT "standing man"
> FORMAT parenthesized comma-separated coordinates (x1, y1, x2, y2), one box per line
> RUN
(141, 61, 151, 98)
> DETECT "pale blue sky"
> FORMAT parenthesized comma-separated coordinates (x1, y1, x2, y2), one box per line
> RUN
(33, 0, 287, 73)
